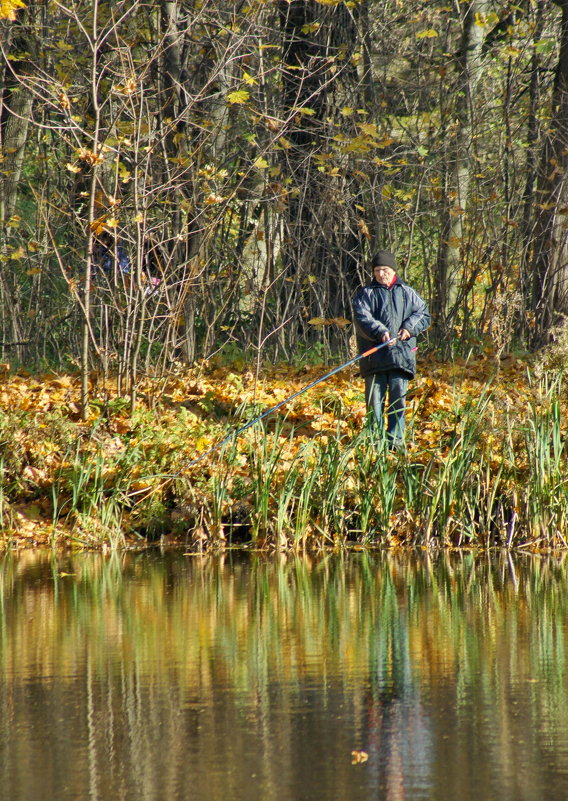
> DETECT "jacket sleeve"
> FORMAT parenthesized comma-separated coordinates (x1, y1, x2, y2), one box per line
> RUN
(352, 288, 388, 342)
(402, 287, 431, 337)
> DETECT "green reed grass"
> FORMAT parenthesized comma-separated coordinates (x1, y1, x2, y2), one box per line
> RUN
(0, 459, 6, 524)
(272, 455, 300, 545)
(245, 418, 295, 542)
(220, 370, 567, 549)
(518, 374, 568, 544)
(310, 425, 353, 538)
(0, 459, 14, 545)
(51, 442, 127, 547)
(209, 438, 239, 539)
(348, 427, 382, 539)
(292, 440, 321, 546)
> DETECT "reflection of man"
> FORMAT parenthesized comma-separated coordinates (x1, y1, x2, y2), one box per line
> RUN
(365, 684, 432, 801)
(352, 250, 430, 449)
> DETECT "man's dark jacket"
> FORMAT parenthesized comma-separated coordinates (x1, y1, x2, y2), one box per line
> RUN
(352, 277, 430, 378)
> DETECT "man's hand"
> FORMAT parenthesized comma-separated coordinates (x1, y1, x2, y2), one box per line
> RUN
(398, 328, 411, 341)
(381, 331, 392, 344)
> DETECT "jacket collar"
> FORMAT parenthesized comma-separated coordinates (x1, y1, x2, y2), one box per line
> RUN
(371, 275, 402, 289)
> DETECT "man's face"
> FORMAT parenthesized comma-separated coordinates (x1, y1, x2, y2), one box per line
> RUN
(373, 265, 396, 286)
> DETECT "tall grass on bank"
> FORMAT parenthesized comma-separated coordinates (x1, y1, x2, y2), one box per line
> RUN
(0, 460, 13, 546)
(520, 373, 568, 545)
(1, 373, 567, 550)
(176, 372, 567, 550)
(51, 442, 128, 547)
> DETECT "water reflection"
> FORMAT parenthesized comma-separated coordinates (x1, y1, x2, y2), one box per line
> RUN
(1, 550, 567, 801)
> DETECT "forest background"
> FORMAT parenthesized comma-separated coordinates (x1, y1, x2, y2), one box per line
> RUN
(1, 0, 568, 550)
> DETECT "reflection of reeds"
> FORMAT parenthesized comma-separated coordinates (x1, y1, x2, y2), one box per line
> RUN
(2, 550, 567, 700)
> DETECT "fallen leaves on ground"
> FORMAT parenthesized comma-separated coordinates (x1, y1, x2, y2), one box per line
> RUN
(0, 349, 565, 547)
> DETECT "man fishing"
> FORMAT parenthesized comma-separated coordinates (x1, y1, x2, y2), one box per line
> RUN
(352, 250, 431, 450)
(166, 251, 429, 477)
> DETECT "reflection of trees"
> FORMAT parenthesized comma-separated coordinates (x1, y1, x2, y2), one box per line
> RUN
(0, 551, 568, 800)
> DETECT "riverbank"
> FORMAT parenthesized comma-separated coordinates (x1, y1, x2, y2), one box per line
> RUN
(1, 350, 567, 551)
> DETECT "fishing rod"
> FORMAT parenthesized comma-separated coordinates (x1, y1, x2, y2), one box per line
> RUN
(157, 335, 398, 482)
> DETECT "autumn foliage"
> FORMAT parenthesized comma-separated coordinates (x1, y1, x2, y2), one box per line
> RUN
(1, 350, 567, 551)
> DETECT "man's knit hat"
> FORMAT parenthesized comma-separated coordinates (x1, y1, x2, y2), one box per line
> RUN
(371, 250, 397, 269)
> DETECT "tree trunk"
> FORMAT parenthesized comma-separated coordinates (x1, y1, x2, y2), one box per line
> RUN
(0, 13, 34, 361)
(0, 76, 32, 225)
(80, 0, 103, 419)
(433, 0, 492, 339)
(531, 0, 568, 342)
(277, 0, 362, 353)
(520, 0, 546, 338)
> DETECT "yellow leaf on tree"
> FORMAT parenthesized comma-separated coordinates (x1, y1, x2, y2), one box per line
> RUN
(77, 147, 103, 165)
(358, 122, 379, 137)
(358, 219, 371, 240)
(90, 216, 107, 234)
(242, 71, 258, 86)
(226, 90, 250, 105)
(0, 0, 26, 22)
(301, 22, 321, 34)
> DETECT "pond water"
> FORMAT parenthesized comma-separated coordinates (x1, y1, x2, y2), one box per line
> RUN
(1, 549, 567, 801)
